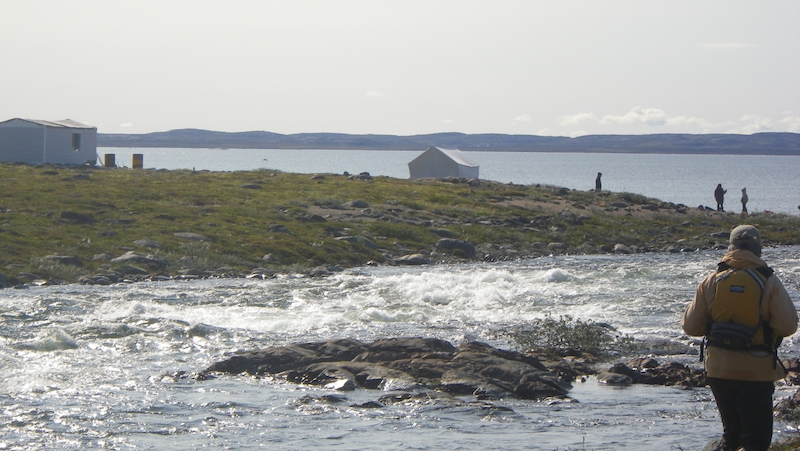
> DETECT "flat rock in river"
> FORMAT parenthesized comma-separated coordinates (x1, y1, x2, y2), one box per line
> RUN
(202, 337, 571, 400)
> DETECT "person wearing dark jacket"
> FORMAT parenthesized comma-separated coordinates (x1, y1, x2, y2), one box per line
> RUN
(682, 225, 798, 451)
(741, 188, 748, 214)
(714, 184, 727, 211)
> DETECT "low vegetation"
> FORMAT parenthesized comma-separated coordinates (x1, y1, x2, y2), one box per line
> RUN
(1, 162, 799, 287)
(496, 315, 636, 357)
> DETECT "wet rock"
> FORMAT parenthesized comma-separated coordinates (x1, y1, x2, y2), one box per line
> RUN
(78, 274, 119, 285)
(702, 438, 725, 451)
(307, 265, 344, 277)
(604, 359, 705, 387)
(202, 338, 571, 400)
(596, 372, 632, 386)
(775, 387, 800, 422)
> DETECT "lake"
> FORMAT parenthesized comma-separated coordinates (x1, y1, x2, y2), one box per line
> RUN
(99, 147, 800, 215)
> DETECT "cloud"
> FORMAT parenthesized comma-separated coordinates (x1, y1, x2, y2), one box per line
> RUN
(780, 115, 800, 132)
(736, 114, 773, 134)
(702, 43, 756, 49)
(665, 115, 713, 130)
(600, 107, 667, 126)
(365, 90, 384, 98)
(441, 118, 456, 124)
(558, 112, 597, 126)
(119, 123, 134, 128)
(512, 114, 534, 126)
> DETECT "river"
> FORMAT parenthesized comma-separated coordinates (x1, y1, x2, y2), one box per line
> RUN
(1, 247, 799, 449)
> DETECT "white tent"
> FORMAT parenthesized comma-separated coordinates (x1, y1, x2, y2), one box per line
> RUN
(408, 146, 479, 179)
(0, 118, 97, 165)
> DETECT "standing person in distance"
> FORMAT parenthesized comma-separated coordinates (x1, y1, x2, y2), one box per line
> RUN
(715, 183, 727, 211)
(741, 188, 748, 214)
(682, 225, 798, 451)
(595, 172, 602, 191)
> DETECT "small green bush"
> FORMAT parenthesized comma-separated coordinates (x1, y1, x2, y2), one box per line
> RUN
(498, 315, 634, 357)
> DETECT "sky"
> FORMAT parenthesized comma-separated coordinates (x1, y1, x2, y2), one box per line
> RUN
(2, 1, 799, 137)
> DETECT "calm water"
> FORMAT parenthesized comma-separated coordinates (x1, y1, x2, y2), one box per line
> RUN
(2, 248, 799, 450)
(99, 147, 800, 215)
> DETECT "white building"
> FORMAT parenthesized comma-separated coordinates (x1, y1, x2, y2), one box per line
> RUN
(408, 146, 479, 179)
(0, 118, 97, 165)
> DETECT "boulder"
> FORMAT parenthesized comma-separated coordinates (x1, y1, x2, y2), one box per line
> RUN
(60, 211, 94, 224)
(110, 251, 168, 269)
(267, 224, 291, 234)
(395, 254, 431, 265)
(133, 239, 163, 249)
(346, 200, 369, 208)
(430, 228, 456, 238)
(435, 239, 476, 258)
(335, 235, 378, 249)
(43, 255, 83, 267)
(613, 243, 633, 254)
(174, 232, 212, 241)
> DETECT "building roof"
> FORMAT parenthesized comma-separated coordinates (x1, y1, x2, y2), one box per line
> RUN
(0, 118, 95, 129)
(430, 146, 478, 167)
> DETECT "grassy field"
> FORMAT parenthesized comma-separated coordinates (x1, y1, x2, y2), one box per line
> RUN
(1, 162, 799, 287)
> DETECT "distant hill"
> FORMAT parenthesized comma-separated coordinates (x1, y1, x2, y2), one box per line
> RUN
(98, 130, 800, 155)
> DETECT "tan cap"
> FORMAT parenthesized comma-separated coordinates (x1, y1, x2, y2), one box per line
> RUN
(730, 225, 761, 245)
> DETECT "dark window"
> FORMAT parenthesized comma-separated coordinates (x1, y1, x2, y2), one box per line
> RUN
(72, 133, 81, 152)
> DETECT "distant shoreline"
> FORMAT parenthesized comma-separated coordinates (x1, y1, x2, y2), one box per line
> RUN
(98, 130, 800, 156)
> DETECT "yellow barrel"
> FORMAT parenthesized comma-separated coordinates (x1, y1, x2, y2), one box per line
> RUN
(132, 154, 143, 169)
(104, 154, 116, 167)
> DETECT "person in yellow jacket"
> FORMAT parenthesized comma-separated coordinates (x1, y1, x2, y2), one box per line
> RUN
(682, 225, 798, 451)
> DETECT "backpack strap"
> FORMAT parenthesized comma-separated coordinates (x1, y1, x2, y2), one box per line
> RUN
(716, 262, 772, 278)
(755, 266, 774, 279)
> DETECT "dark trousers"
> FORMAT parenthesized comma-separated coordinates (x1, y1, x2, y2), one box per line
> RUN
(707, 377, 775, 451)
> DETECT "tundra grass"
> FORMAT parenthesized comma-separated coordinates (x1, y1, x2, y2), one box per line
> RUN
(1, 163, 799, 285)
